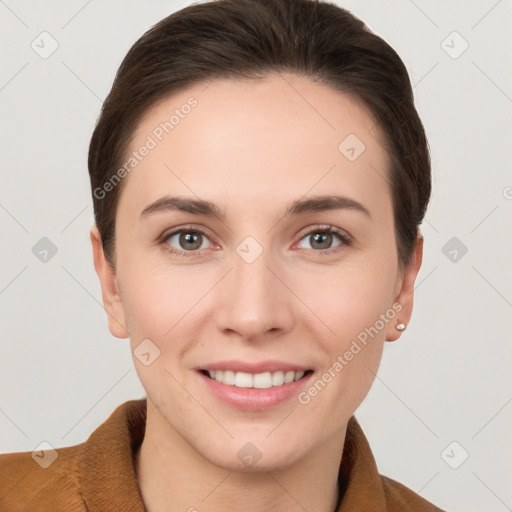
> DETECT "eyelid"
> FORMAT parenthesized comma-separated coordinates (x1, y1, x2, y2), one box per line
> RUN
(293, 224, 352, 251)
(295, 223, 351, 242)
(159, 224, 217, 248)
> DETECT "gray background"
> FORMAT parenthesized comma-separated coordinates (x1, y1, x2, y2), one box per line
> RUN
(1, 1, 511, 510)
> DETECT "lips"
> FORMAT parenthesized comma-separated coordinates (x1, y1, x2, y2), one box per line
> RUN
(198, 364, 315, 411)
(197, 359, 313, 389)
(197, 359, 312, 374)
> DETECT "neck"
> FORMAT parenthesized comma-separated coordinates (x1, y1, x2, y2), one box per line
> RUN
(134, 403, 345, 512)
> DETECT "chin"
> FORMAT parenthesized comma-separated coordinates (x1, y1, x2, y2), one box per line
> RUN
(209, 450, 303, 473)
(199, 434, 310, 473)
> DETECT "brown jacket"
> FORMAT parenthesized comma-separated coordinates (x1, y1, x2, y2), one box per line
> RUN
(0, 399, 445, 511)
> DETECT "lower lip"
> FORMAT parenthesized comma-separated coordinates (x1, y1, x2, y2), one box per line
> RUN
(198, 371, 314, 411)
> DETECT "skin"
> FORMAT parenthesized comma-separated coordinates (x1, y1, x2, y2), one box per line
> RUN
(90, 72, 423, 512)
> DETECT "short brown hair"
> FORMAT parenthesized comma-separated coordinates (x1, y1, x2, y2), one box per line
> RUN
(88, 0, 431, 269)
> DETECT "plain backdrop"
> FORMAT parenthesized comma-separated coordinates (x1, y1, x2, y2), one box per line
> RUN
(1, 1, 511, 511)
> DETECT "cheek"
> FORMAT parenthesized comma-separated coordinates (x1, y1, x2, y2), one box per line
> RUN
(298, 261, 397, 341)
(118, 262, 201, 400)
(299, 260, 395, 403)
(299, 268, 392, 417)
(118, 248, 209, 337)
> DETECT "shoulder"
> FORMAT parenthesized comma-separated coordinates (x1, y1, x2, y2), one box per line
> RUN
(0, 399, 147, 512)
(380, 474, 446, 512)
(0, 442, 87, 511)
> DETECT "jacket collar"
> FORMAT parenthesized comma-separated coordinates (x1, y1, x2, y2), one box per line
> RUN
(80, 399, 147, 510)
(80, 398, 387, 511)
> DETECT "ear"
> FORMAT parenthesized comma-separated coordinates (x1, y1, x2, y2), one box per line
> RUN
(385, 235, 424, 342)
(90, 224, 130, 339)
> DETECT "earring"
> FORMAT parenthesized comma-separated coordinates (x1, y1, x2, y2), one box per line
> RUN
(395, 322, 406, 331)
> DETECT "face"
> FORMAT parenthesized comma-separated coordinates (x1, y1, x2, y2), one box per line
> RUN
(91, 73, 422, 472)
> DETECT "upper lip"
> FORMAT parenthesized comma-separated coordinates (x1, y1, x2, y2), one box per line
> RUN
(197, 360, 312, 373)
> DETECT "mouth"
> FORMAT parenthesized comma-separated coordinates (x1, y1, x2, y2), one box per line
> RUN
(199, 369, 314, 389)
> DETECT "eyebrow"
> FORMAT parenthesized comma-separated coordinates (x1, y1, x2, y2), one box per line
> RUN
(140, 194, 371, 220)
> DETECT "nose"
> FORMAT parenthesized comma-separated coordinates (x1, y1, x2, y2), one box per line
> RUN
(215, 243, 294, 343)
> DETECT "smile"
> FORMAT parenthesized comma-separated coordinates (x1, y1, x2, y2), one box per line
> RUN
(201, 369, 313, 388)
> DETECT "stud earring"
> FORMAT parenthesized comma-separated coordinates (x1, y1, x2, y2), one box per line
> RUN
(395, 323, 406, 331)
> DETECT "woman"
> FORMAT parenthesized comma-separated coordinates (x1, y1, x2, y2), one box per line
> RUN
(0, 0, 446, 510)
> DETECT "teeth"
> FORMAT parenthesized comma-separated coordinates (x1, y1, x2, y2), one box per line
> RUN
(293, 371, 305, 381)
(205, 369, 308, 388)
(284, 370, 294, 383)
(223, 370, 235, 385)
(272, 371, 284, 386)
(253, 372, 272, 389)
(235, 371, 253, 388)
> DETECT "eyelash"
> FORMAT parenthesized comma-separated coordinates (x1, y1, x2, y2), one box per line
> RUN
(159, 224, 352, 257)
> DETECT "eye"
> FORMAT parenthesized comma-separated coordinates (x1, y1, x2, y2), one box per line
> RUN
(160, 226, 214, 256)
(158, 224, 351, 257)
(296, 225, 351, 254)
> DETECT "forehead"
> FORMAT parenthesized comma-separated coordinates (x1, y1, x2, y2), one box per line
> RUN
(119, 73, 391, 217)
